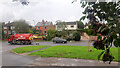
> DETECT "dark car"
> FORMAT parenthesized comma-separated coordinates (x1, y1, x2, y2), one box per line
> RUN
(53, 37, 67, 43)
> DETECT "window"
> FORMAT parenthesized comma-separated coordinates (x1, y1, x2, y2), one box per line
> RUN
(44, 31, 47, 34)
(11, 26, 15, 29)
(71, 25, 74, 28)
(8, 31, 12, 35)
(38, 27, 40, 29)
(4, 27, 7, 29)
(4, 31, 7, 34)
(45, 27, 46, 29)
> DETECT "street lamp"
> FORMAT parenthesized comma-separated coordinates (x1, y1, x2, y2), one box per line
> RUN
(33, 20, 36, 27)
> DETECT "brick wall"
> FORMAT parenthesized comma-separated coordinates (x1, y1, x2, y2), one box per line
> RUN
(36, 24, 55, 35)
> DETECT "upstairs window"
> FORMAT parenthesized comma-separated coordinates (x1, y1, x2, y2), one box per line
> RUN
(45, 27, 47, 29)
(4, 27, 7, 29)
(38, 27, 40, 29)
(71, 25, 74, 28)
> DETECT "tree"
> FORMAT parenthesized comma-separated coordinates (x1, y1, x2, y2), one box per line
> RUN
(13, 20, 29, 33)
(0, 23, 2, 39)
(77, 21, 84, 29)
(72, 31, 81, 41)
(29, 27, 41, 35)
(46, 29, 56, 41)
(56, 20, 67, 31)
(79, 2, 120, 23)
(0, 23, 7, 39)
(78, 1, 120, 63)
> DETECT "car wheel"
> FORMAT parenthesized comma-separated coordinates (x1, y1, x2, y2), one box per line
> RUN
(55, 41, 58, 43)
(10, 42, 13, 45)
(63, 41, 67, 44)
(53, 41, 55, 43)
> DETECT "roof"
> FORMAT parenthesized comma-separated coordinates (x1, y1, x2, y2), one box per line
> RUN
(66, 22, 76, 25)
(36, 21, 52, 26)
(56, 22, 77, 25)
(4, 22, 15, 27)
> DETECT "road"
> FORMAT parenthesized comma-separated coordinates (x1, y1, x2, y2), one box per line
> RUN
(1, 41, 119, 66)
(1, 41, 93, 66)
(34, 40, 93, 46)
(2, 41, 39, 66)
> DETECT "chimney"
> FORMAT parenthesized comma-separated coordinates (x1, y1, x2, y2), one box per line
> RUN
(2, 22, 5, 25)
(42, 20, 44, 25)
(8, 21, 10, 23)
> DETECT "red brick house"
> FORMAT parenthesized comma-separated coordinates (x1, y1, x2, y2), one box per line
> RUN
(35, 20, 55, 35)
(2, 21, 33, 35)
(2, 21, 15, 35)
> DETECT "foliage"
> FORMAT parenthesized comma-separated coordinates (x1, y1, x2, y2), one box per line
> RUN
(60, 30, 68, 37)
(83, 25, 97, 36)
(80, 2, 120, 23)
(79, 1, 120, 64)
(0, 23, 8, 39)
(55, 30, 68, 37)
(77, 21, 84, 29)
(0, 23, 2, 39)
(13, 19, 29, 33)
(55, 31, 62, 37)
(72, 31, 81, 41)
(66, 36, 74, 41)
(29, 27, 41, 35)
(29, 29, 34, 34)
(46, 29, 70, 41)
(46, 29, 56, 41)
(29, 46, 118, 61)
(56, 20, 67, 31)
(93, 40, 105, 50)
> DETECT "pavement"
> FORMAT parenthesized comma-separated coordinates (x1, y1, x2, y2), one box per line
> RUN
(1, 41, 119, 66)
(28, 57, 119, 66)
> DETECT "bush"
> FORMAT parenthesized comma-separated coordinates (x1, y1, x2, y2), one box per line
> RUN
(72, 31, 81, 41)
(66, 36, 74, 41)
(46, 36, 52, 41)
(46, 29, 56, 41)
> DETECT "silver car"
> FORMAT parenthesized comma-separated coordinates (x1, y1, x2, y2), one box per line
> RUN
(53, 37, 67, 44)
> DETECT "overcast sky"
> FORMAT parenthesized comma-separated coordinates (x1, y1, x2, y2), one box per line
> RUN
(0, 0, 85, 25)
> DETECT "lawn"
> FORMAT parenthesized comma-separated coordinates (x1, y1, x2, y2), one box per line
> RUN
(12, 45, 50, 54)
(29, 46, 119, 61)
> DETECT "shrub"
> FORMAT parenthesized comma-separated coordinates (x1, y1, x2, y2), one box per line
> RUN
(46, 29, 56, 41)
(46, 36, 52, 41)
(72, 31, 81, 41)
(66, 36, 74, 41)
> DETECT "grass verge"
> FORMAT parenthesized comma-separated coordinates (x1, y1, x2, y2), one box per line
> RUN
(12, 45, 50, 54)
(29, 46, 119, 61)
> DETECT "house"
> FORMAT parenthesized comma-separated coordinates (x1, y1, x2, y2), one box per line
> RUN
(2, 21, 33, 35)
(35, 20, 55, 35)
(84, 23, 89, 29)
(2, 21, 15, 35)
(56, 21, 78, 31)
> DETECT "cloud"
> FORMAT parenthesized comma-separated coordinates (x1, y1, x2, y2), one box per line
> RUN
(0, 0, 84, 25)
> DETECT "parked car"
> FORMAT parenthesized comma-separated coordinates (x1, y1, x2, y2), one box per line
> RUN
(52, 37, 67, 43)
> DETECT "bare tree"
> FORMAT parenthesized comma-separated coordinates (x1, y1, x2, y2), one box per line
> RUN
(56, 20, 67, 31)
(13, 19, 29, 33)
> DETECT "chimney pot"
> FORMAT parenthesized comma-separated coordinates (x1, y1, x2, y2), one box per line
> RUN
(42, 20, 44, 24)
(8, 21, 10, 23)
